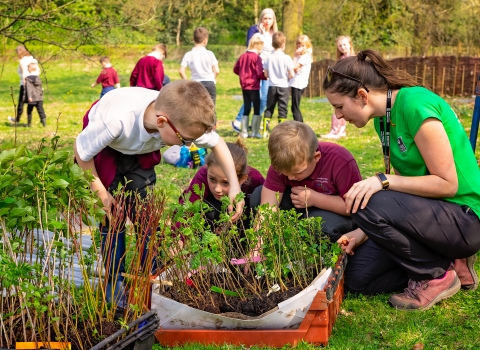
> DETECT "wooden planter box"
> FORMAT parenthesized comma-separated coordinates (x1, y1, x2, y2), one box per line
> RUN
(154, 254, 347, 347)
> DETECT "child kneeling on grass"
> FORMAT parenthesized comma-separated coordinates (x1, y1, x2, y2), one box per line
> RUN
(74, 80, 244, 309)
(180, 139, 265, 230)
(250, 120, 362, 244)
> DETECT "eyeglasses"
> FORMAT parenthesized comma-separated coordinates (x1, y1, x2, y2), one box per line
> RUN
(326, 66, 369, 93)
(156, 115, 196, 145)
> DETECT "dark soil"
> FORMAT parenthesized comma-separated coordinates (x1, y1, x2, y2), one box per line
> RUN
(69, 320, 134, 350)
(162, 273, 305, 317)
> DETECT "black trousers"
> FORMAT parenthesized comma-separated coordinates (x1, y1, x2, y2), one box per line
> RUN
(102, 154, 156, 233)
(16, 85, 25, 122)
(27, 101, 46, 124)
(242, 89, 260, 117)
(291, 87, 304, 122)
(200, 81, 216, 106)
(250, 186, 355, 243)
(351, 190, 480, 290)
(264, 86, 289, 120)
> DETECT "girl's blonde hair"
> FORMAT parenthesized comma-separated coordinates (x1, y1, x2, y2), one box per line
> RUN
(247, 33, 264, 52)
(206, 139, 249, 179)
(258, 8, 278, 33)
(296, 35, 313, 56)
(336, 35, 355, 60)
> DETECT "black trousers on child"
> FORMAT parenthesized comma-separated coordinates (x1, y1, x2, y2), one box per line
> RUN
(347, 190, 480, 295)
(264, 86, 289, 120)
(200, 81, 217, 106)
(291, 87, 305, 122)
(27, 101, 47, 126)
(242, 89, 260, 117)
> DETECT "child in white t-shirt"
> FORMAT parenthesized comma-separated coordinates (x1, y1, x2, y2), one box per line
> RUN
(179, 27, 219, 108)
(289, 35, 313, 123)
(262, 31, 295, 136)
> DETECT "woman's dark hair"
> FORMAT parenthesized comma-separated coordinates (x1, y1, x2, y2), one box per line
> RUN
(323, 49, 420, 97)
(206, 139, 248, 178)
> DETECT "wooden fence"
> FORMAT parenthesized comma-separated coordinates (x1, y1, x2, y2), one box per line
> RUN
(306, 56, 480, 98)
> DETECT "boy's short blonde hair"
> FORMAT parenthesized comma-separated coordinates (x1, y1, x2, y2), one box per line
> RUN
(193, 27, 209, 44)
(27, 62, 38, 72)
(247, 33, 264, 52)
(153, 43, 167, 58)
(272, 32, 286, 50)
(296, 35, 313, 55)
(154, 80, 215, 134)
(268, 121, 318, 173)
(100, 56, 110, 64)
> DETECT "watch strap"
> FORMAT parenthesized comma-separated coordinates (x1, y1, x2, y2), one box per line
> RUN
(375, 172, 389, 190)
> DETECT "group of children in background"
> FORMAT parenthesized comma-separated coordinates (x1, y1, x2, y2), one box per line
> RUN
(233, 31, 313, 138)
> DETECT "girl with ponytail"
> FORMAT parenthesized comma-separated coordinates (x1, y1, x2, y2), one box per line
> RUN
(323, 49, 480, 311)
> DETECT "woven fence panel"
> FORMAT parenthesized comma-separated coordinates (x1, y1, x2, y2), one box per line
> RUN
(306, 56, 480, 97)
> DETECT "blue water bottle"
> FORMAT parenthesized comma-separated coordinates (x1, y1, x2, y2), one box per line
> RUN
(175, 145, 191, 168)
(198, 148, 206, 166)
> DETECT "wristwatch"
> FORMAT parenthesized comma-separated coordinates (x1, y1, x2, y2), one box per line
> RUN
(375, 172, 389, 190)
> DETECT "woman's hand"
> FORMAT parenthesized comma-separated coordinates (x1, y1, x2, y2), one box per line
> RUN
(344, 176, 383, 214)
(337, 228, 368, 255)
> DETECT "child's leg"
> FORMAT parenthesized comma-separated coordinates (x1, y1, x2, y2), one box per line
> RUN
(36, 101, 47, 127)
(277, 87, 289, 121)
(200, 81, 216, 106)
(251, 90, 262, 138)
(15, 86, 25, 122)
(26, 103, 34, 127)
(259, 80, 269, 116)
(241, 90, 253, 138)
(291, 87, 304, 122)
(263, 86, 277, 136)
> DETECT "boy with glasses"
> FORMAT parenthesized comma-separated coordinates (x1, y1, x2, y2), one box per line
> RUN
(74, 81, 244, 309)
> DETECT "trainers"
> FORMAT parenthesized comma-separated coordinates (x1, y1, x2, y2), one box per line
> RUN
(388, 269, 460, 311)
(454, 255, 478, 290)
(231, 120, 241, 133)
(321, 132, 340, 139)
(8, 116, 17, 123)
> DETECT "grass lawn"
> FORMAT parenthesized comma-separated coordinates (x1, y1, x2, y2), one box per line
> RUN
(0, 55, 479, 349)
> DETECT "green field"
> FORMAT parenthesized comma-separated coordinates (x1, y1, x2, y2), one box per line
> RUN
(0, 55, 479, 349)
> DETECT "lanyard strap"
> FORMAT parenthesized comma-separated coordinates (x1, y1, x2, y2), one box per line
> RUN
(379, 89, 392, 174)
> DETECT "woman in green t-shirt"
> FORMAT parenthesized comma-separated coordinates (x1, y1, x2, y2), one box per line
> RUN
(322, 49, 480, 311)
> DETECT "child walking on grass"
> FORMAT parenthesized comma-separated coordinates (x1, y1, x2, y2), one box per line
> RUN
(74, 80, 244, 310)
(233, 34, 266, 139)
(91, 56, 120, 99)
(289, 35, 313, 123)
(24, 62, 47, 127)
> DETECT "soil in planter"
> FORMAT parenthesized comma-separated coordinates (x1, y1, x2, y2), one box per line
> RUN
(69, 320, 134, 350)
(161, 273, 305, 317)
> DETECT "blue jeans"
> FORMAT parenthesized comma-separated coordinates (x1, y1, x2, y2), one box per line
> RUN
(100, 86, 115, 98)
(235, 80, 269, 122)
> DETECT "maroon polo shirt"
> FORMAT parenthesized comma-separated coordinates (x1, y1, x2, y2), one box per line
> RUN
(264, 142, 362, 200)
(180, 165, 265, 209)
(130, 56, 164, 91)
(96, 67, 119, 88)
(233, 51, 266, 90)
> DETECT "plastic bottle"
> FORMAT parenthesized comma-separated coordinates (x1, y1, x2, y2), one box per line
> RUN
(189, 144, 201, 169)
(198, 148, 206, 166)
(175, 145, 191, 168)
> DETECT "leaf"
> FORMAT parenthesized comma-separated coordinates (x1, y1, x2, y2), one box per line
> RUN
(50, 179, 70, 189)
(9, 208, 27, 217)
(14, 157, 31, 167)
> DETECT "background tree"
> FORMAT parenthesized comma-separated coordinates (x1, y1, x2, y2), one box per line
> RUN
(282, 0, 305, 56)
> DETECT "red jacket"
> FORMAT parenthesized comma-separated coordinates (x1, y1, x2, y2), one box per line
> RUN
(96, 67, 119, 88)
(233, 51, 266, 90)
(130, 56, 164, 91)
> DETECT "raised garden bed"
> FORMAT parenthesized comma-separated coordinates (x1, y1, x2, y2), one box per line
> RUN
(154, 253, 347, 347)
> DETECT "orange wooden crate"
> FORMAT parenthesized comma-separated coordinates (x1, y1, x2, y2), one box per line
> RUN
(154, 275, 344, 348)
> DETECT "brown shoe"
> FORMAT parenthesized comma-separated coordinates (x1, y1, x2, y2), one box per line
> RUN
(389, 269, 461, 311)
(454, 255, 478, 291)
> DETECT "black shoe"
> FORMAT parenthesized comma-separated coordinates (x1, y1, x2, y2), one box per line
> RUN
(41, 118, 46, 127)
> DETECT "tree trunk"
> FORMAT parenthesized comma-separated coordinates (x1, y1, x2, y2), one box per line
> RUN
(176, 18, 182, 46)
(282, 0, 304, 56)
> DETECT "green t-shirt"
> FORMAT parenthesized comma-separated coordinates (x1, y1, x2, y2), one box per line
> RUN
(374, 86, 480, 218)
